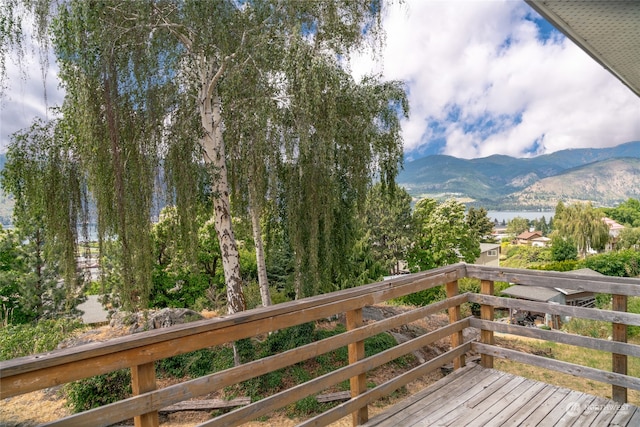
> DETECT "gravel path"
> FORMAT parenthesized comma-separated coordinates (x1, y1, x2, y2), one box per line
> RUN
(76, 295, 109, 324)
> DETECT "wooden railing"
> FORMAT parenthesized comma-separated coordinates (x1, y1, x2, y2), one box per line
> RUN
(1, 263, 639, 427)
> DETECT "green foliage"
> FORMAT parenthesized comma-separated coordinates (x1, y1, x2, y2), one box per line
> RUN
(261, 323, 316, 357)
(293, 395, 323, 416)
(550, 235, 578, 262)
(533, 260, 580, 272)
(408, 198, 480, 271)
(562, 318, 611, 339)
(150, 207, 229, 310)
(531, 216, 552, 236)
(364, 332, 398, 358)
(602, 198, 640, 227)
(395, 286, 446, 307)
(466, 207, 495, 242)
(553, 201, 609, 258)
(506, 217, 530, 236)
(501, 245, 552, 268)
(1, 121, 86, 320)
(0, 318, 84, 360)
(1, 118, 78, 278)
(0, 226, 35, 324)
(64, 370, 131, 413)
(361, 183, 413, 275)
(616, 227, 640, 250)
(629, 297, 640, 337)
(156, 347, 234, 379)
(580, 249, 640, 277)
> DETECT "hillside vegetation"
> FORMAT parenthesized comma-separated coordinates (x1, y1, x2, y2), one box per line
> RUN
(398, 140, 640, 209)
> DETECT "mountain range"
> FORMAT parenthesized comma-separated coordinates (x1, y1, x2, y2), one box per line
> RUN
(1, 141, 639, 223)
(397, 141, 640, 210)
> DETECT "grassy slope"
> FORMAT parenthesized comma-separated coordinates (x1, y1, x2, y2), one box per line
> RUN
(494, 334, 640, 405)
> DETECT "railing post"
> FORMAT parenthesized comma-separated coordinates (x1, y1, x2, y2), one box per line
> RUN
(446, 280, 465, 369)
(346, 308, 368, 426)
(480, 280, 494, 369)
(131, 362, 159, 427)
(612, 294, 628, 404)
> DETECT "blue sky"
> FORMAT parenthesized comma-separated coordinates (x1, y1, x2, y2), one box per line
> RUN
(350, 0, 640, 160)
(2, 0, 640, 160)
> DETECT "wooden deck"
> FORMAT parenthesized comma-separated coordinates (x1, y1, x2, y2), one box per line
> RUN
(361, 363, 640, 427)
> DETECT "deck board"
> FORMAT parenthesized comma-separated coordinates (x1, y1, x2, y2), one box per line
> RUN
(361, 363, 638, 427)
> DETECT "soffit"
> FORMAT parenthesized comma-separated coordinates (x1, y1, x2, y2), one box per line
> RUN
(526, 0, 640, 97)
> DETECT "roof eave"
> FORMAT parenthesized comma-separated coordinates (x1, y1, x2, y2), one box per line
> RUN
(525, 0, 640, 98)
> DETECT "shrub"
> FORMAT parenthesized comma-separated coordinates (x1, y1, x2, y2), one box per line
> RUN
(581, 250, 640, 277)
(64, 369, 131, 413)
(533, 260, 580, 272)
(0, 318, 84, 361)
(260, 323, 315, 357)
(394, 286, 445, 307)
(156, 347, 233, 378)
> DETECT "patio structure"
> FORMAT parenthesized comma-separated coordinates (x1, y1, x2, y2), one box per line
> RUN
(1, 263, 638, 426)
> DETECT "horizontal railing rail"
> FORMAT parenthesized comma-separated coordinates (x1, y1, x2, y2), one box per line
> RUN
(0, 263, 638, 427)
(466, 264, 640, 295)
(465, 265, 640, 405)
(0, 264, 465, 399)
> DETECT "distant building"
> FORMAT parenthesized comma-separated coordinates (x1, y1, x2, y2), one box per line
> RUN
(515, 230, 543, 245)
(602, 217, 625, 251)
(531, 236, 551, 247)
(476, 243, 500, 267)
(501, 268, 600, 328)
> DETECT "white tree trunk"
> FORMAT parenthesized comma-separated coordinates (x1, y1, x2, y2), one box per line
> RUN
(199, 89, 245, 316)
(248, 192, 271, 307)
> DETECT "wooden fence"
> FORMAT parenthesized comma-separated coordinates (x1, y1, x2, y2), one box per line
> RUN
(1, 263, 639, 427)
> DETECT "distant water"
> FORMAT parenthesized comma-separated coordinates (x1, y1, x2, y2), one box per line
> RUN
(487, 211, 553, 223)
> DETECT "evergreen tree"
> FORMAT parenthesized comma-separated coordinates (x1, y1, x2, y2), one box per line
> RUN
(362, 183, 413, 275)
(466, 207, 495, 242)
(1, 119, 85, 318)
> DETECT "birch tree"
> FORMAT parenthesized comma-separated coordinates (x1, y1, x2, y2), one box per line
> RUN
(4, 1, 405, 314)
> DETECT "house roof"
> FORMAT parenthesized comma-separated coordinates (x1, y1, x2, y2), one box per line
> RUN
(480, 243, 501, 252)
(502, 285, 563, 302)
(531, 236, 551, 242)
(526, 0, 640, 98)
(516, 231, 543, 240)
(602, 217, 625, 231)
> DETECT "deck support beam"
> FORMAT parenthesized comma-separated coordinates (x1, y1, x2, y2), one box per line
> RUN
(446, 280, 465, 369)
(612, 294, 628, 403)
(347, 308, 368, 426)
(132, 362, 159, 427)
(480, 280, 494, 369)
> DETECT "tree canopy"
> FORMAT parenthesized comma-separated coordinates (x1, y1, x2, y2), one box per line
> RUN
(408, 198, 480, 271)
(553, 201, 609, 258)
(506, 216, 530, 237)
(2, 0, 408, 313)
(602, 198, 640, 227)
(361, 182, 413, 275)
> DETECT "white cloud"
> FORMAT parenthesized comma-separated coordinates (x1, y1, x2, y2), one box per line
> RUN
(0, 32, 64, 152)
(352, 0, 640, 159)
(3, 1, 640, 160)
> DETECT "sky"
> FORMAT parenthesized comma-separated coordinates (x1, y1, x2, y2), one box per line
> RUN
(1, 0, 640, 161)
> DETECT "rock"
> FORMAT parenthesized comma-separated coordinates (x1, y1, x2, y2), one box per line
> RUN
(110, 308, 204, 333)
